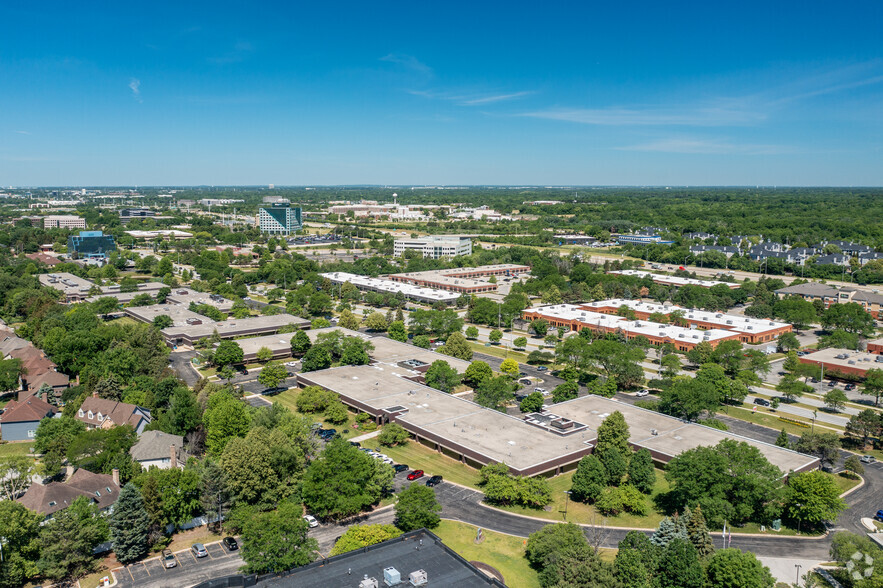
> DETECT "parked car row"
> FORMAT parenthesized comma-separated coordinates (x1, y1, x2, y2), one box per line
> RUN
(161, 537, 238, 569)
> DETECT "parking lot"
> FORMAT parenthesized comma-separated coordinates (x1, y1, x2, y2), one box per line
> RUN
(113, 539, 241, 587)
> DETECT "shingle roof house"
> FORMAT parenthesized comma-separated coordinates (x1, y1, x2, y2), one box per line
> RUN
(75, 396, 151, 434)
(0, 396, 57, 441)
(18, 468, 120, 516)
(130, 430, 188, 469)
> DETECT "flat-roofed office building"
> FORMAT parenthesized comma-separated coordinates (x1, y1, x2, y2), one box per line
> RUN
(258, 203, 302, 235)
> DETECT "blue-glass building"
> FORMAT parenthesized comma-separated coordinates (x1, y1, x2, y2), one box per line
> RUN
(68, 231, 116, 260)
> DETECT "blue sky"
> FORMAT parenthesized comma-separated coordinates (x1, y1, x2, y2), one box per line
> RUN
(2, 1, 882, 186)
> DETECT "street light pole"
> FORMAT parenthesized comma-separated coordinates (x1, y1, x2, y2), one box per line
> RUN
(795, 563, 802, 587)
(563, 491, 572, 521)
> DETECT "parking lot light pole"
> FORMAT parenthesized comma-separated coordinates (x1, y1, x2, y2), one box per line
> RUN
(795, 563, 802, 587)
(563, 491, 572, 521)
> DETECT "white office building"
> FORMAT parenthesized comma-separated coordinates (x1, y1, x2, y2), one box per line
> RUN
(258, 204, 302, 235)
(393, 236, 472, 259)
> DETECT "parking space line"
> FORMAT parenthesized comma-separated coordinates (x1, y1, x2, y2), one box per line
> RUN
(174, 553, 185, 568)
(141, 562, 150, 577)
(126, 566, 135, 581)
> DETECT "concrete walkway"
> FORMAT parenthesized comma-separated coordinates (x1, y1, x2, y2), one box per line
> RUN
(350, 429, 383, 443)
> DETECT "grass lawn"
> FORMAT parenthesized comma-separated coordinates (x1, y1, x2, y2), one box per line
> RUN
(271, 388, 361, 434)
(433, 520, 540, 588)
(361, 438, 482, 488)
(468, 342, 530, 362)
(494, 468, 669, 530)
(0, 442, 35, 459)
(719, 405, 842, 436)
(106, 316, 139, 327)
(832, 472, 862, 494)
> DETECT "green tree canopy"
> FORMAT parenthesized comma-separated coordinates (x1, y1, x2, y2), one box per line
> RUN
(394, 484, 442, 531)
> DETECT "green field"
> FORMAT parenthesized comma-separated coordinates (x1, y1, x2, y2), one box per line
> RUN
(433, 520, 540, 588)
(0, 442, 36, 459)
(271, 388, 361, 434)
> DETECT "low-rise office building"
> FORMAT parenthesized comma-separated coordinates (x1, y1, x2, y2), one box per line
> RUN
(320, 272, 459, 304)
(393, 236, 472, 259)
(799, 348, 883, 379)
(387, 264, 530, 294)
(43, 215, 86, 229)
(867, 338, 883, 355)
(298, 365, 818, 477)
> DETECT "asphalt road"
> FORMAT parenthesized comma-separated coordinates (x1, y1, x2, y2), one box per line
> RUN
(168, 350, 200, 387)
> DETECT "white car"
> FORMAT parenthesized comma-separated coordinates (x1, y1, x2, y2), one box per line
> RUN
(635, 389, 650, 397)
(534, 387, 547, 394)
(303, 515, 319, 528)
(285, 361, 298, 367)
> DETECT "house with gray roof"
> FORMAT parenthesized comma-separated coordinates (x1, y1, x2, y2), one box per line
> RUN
(130, 430, 188, 469)
(18, 468, 120, 517)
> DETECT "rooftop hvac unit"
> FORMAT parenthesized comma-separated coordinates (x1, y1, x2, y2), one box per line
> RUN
(383, 567, 402, 586)
(409, 570, 428, 586)
(651, 429, 658, 436)
(359, 576, 379, 588)
(849, 360, 856, 365)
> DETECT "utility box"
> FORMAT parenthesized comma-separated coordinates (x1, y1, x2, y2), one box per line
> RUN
(383, 567, 402, 586)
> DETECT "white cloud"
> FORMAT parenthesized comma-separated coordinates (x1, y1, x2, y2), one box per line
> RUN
(128, 78, 142, 103)
(615, 137, 794, 155)
(379, 53, 433, 76)
(520, 104, 765, 127)
(408, 89, 532, 107)
(14, 130, 31, 135)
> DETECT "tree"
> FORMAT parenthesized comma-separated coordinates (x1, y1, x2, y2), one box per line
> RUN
(438, 332, 472, 361)
(465, 325, 479, 339)
(585, 339, 645, 388)
(93, 374, 122, 401)
(0, 457, 36, 502)
(599, 446, 628, 486)
(655, 538, 704, 588)
(843, 455, 865, 478)
(627, 448, 655, 494)
(387, 320, 408, 342)
(861, 368, 883, 406)
(525, 523, 590, 570)
(152, 314, 173, 329)
(775, 374, 811, 402)
(464, 360, 493, 388)
(824, 388, 847, 411)
(213, 340, 244, 368)
(296, 386, 336, 413)
(489, 329, 503, 344)
(256, 346, 274, 362)
(595, 411, 631, 460)
(685, 341, 714, 366)
(258, 360, 288, 389)
(474, 375, 514, 411)
(203, 391, 250, 455)
(290, 330, 312, 356)
(136, 467, 202, 530)
(821, 302, 875, 335)
(660, 353, 682, 379)
(513, 336, 527, 349)
(570, 455, 607, 503)
(324, 400, 349, 424)
(240, 501, 318, 573)
(330, 524, 402, 556)
(775, 429, 790, 448)
(0, 501, 43, 587)
(786, 470, 848, 528)
(531, 319, 549, 337)
(37, 496, 109, 582)
(301, 345, 332, 372)
(651, 516, 687, 548)
(412, 334, 431, 348)
(520, 392, 544, 413)
(845, 409, 883, 448)
(499, 358, 519, 378)
(551, 381, 579, 403)
(395, 484, 441, 531)
(686, 505, 715, 558)
(793, 432, 841, 470)
(424, 359, 461, 393)
(705, 549, 774, 588)
(378, 423, 410, 447)
(539, 545, 622, 588)
(664, 439, 783, 527)
(337, 309, 361, 330)
(110, 483, 151, 565)
(364, 311, 388, 332)
(302, 438, 393, 520)
(776, 331, 801, 352)
(773, 298, 817, 332)
(614, 545, 651, 588)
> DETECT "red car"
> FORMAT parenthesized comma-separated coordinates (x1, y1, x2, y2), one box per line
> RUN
(407, 470, 424, 481)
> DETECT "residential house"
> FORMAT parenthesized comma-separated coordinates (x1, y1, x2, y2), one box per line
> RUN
(684, 232, 717, 241)
(130, 430, 188, 470)
(814, 253, 850, 267)
(0, 395, 57, 441)
(0, 327, 70, 401)
(813, 241, 873, 257)
(689, 244, 739, 258)
(75, 396, 151, 434)
(18, 468, 121, 517)
(859, 252, 883, 265)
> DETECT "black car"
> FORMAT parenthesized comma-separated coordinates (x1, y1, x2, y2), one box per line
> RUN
(393, 464, 410, 473)
(828, 381, 837, 387)
(536, 366, 548, 372)
(222, 537, 239, 551)
(238, 366, 248, 375)
(753, 397, 770, 407)
(518, 372, 528, 378)
(425, 475, 443, 487)
(845, 383, 856, 391)
(318, 429, 337, 439)
(350, 441, 361, 448)
(262, 387, 286, 396)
